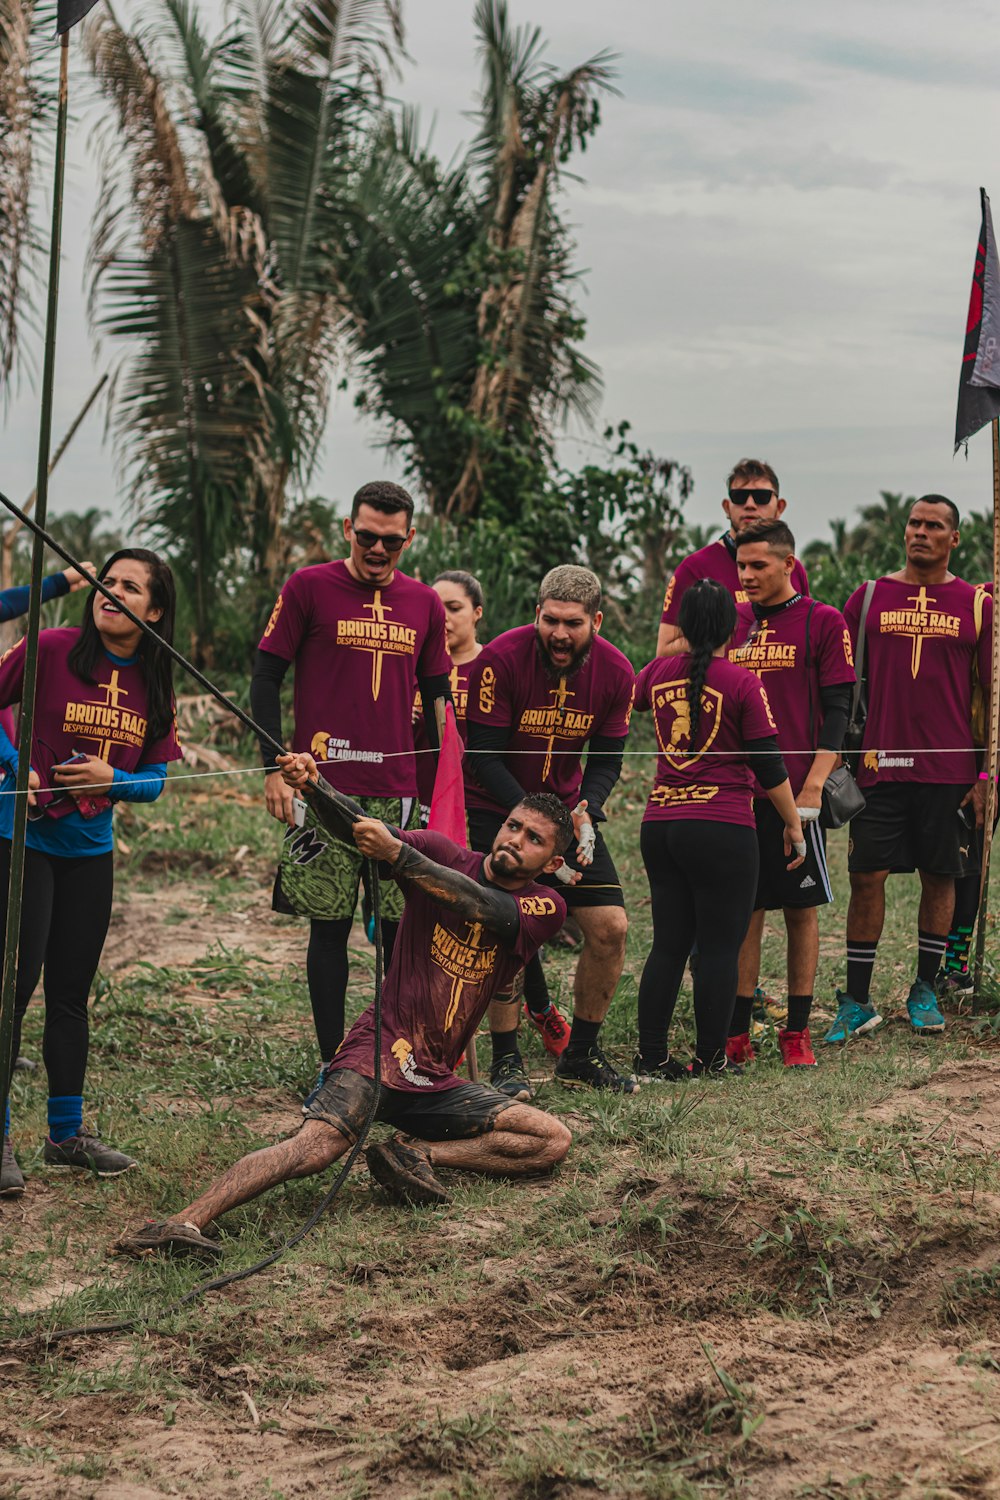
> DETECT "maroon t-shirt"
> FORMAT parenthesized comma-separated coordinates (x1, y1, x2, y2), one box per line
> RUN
(731, 598, 856, 797)
(259, 560, 449, 797)
(844, 576, 992, 788)
(414, 658, 476, 810)
(465, 626, 635, 812)
(332, 830, 566, 1089)
(661, 537, 810, 626)
(0, 628, 181, 810)
(634, 654, 780, 826)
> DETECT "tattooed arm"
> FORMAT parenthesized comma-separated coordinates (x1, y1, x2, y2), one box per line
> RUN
(278, 753, 366, 845)
(353, 818, 521, 946)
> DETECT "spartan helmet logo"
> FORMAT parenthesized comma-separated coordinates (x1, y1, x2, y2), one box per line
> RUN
(651, 681, 723, 772)
(311, 731, 330, 761)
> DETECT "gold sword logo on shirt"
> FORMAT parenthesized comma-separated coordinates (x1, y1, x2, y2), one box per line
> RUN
(359, 592, 392, 701)
(73, 670, 130, 757)
(541, 678, 573, 782)
(904, 587, 934, 678)
(444, 921, 485, 1029)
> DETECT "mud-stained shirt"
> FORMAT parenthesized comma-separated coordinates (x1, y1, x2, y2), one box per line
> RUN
(634, 654, 779, 827)
(332, 830, 566, 1090)
(259, 560, 449, 797)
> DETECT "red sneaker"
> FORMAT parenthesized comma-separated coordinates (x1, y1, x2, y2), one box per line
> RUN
(523, 1001, 571, 1057)
(726, 1032, 755, 1065)
(778, 1028, 817, 1067)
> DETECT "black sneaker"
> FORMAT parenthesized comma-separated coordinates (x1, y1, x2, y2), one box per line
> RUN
(555, 1045, 639, 1094)
(490, 1055, 535, 1102)
(689, 1056, 744, 1079)
(1, 1136, 24, 1197)
(365, 1136, 451, 1206)
(117, 1219, 222, 1259)
(632, 1052, 690, 1083)
(43, 1131, 137, 1177)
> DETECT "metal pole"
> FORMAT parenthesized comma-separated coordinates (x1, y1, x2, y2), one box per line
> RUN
(0, 34, 71, 1130)
(973, 417, 1000, 1002)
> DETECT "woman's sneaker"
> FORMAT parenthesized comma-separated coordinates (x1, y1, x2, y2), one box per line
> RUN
(778, 1028, 817, 1067)
(725, 1033, 756, 1066)
(43, 1131, 137, 1177)
(1, 1136, 24, 1197)
(822, 991, 882, 1044)
(523, 1001, 571, 1056)
(632, 1053, 689, 1083)
(690, 1056, 743, 1078)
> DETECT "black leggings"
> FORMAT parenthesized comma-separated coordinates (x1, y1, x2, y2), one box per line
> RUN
(638, 820, 759, 1068)
(0, 838, 115, 1098)
(307, 917, 398, 1063)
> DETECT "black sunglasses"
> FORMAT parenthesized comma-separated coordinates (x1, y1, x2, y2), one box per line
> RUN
(727, 489, 775, 506)
(351, 527, 409, 552)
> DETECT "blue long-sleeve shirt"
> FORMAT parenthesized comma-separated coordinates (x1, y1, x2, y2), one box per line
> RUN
(0, 571, 70, 623)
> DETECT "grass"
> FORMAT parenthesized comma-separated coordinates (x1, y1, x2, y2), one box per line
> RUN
(2, 759, 1000, 1496)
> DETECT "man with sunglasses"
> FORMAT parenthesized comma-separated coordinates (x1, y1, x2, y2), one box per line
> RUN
(655, 459, 809, 658)
(251, 482, 450, 1066)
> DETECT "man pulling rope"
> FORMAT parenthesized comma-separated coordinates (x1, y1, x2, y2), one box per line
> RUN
(117, 763, 575, 1257)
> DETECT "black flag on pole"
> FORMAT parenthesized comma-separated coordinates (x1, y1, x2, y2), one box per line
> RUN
(56, 0, 99, 33)
(956, 188, 1000, 451)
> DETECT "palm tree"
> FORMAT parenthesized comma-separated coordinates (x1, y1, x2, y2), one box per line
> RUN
(84, 0, 404, 660)
(344, 0, 616, 521)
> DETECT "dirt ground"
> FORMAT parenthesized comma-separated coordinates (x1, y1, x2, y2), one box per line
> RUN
(4, 893, 1000, 1498)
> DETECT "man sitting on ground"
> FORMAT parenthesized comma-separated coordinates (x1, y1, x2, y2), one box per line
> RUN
(118, 771, 575, 1257)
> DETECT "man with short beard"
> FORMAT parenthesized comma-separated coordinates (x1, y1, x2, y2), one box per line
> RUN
(465, 567, 636, 1096)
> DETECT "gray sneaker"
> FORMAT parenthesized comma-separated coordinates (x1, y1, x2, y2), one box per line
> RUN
(1, 1136, 24, 1197)
(43, 1131, 137, 1177)
(489, 1055, 535, 1102)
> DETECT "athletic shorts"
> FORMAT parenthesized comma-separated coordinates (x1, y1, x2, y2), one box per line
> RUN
(466, 808, 625, 910)
(273, 795, 420, 922)
(302, 1065, 514, 1143)
(847, 783, 970, 877)
(754, 798, 832, 911)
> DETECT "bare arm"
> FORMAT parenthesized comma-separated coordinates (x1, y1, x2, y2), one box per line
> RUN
(656, 623, 688, 657)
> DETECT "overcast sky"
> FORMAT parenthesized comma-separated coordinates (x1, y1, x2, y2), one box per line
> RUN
(3, 0, 1000, 550)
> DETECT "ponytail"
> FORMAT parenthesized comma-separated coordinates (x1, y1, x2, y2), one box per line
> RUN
(676, 579, 736, 745)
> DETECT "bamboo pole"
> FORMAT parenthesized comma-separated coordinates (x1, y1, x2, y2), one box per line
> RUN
(973, 417, 1000, 1002)
(0, 34, 71, 1131)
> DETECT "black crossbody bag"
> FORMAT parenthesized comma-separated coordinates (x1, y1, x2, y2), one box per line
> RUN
(804, 596, 868, 831)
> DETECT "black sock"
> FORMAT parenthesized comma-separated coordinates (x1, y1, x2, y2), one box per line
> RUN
(567, 1017, 600, 1054)
(490, 1031, 520, 1067)
(786, 994, 812, 1032)
(845, 939, 878, 1006)
(729, 995, 753, 1037)
(523, 954, 551, 1017)
(917, 929, 947, 985)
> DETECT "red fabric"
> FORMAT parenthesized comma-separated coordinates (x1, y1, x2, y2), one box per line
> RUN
(428, 702, 467, 847)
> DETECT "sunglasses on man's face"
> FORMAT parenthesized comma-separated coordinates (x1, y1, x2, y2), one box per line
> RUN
(727, 488, 776, 507)
(351, 527, 409, 552)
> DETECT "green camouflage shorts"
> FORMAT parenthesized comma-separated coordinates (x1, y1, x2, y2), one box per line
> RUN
(273, 794, 419, 922)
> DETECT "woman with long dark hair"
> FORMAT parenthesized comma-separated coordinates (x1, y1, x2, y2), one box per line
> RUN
(414, 570, 484, 816)
(633, 578, 805, 1077)
(0, 548, 181, 1196)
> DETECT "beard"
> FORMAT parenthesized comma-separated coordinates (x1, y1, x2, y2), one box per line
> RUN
(534, 627, 594, 683)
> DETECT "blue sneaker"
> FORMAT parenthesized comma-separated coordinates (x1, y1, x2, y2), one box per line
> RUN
(906, 979, 945, 1033)
(823, 990, 882, 1044)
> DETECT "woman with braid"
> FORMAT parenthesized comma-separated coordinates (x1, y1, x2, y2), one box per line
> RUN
(632, 579, 805, 1077)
